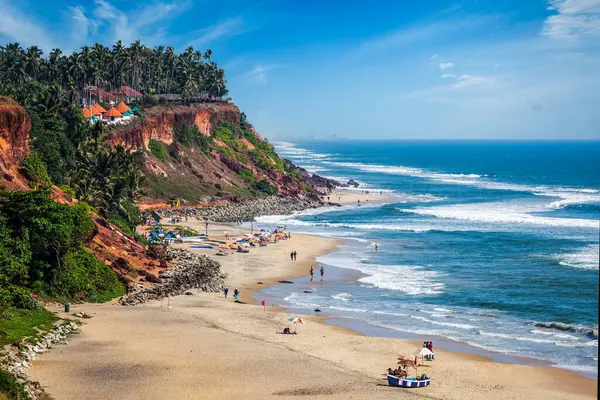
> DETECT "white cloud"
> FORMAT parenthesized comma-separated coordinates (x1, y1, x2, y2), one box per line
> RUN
(439, 62, 455, 69)
(441, 74, 456, 78)
(542, 0, 600, 41)
(93, 0, 190, 45)
(68, 6, 97, 50)
(0, 0, 54, 51)
(430, 54, 439, 60)
(187, 17, 248, 48)
(452, 74, 494, 89)
(246, 64, 281, 85)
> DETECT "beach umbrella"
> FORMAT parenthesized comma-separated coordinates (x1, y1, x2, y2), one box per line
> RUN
(289, 316, 305, 333)
(414, 347, 434, 365)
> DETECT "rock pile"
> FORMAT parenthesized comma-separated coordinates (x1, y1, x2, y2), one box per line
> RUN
(144, 195, 324, 223)
(119, 248, 226, 306)
(1, 320, 79, 399)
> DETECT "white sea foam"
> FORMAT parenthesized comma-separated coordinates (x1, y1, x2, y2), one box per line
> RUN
(552, 244, 599, 270)
(331, 292, 352, 302)
(399, 201, 598, 229)
(323, 160, 600, 209)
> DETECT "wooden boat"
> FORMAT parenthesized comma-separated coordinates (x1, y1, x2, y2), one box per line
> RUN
(387, 375, 430, 388)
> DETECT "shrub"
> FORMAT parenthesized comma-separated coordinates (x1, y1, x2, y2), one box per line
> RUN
(52, 247, 124, 301)
(252, 179, 278, 195)
(58, 184, 76, 198)
(144, 94, 158, 106)
(215, 146, 233, 158)
(148, 139, 167, 162)
(19, 151, 52, 187)
(238, 169, 256, 183)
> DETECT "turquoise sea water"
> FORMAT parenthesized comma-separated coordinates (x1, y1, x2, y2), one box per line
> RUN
(258, 140, 599, 377)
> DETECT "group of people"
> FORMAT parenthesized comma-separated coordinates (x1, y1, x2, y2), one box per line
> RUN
(309, 266, 324, 281)
(224, 286, 240, 300)
(423, 341, 435, 360)
(289, 251, 297, 261)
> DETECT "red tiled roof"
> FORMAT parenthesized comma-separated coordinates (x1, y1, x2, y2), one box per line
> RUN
(110, 86, 143, 97)
(90, 88, 116, 101)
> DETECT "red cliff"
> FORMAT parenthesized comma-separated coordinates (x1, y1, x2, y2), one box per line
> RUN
(0, 96, 31, 190)
(110, 103, 240, 149)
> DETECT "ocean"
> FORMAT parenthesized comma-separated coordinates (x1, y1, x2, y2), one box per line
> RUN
(256, 140, 599, 378)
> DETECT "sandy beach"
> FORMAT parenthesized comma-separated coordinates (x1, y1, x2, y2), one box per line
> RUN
(326, 189, 395, 205)
(28, 221, 597, 400)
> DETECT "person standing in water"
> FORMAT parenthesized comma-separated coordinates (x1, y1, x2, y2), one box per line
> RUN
(375, 244, 378, 252)
(320, 266, 324, 281)
(310, 266, 314, 281)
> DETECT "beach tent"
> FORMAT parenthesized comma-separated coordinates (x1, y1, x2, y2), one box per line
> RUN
(131, 106, 140, 112)
(414, 347, 434, 364)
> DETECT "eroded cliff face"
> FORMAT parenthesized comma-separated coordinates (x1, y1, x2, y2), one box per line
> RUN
(0, 96, 31, 190)
(109, 103, 240, 148)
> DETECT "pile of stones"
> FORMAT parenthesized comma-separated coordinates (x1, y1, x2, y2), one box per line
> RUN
(119, 248, 227, 306)
(1, 321, 79, 399)
(145, 196, 324, 223)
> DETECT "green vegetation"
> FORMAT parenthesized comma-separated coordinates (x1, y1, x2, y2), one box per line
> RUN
(174, 124, 213, 155)
(0, 41, 228, 103)
(215, 146, 233, 158)
(148, 139, 167, 162)
(58, 184, 76, 198)
(19, 151, 52, 188)
(0, 369, 29, 399)
(0, 190, 124, 309)
(238, 169, 256, 183)
(253, 179, 278, 196)
(0, 307, 57, 347)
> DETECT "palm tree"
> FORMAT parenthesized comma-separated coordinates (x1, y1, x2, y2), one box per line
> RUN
(24, 45, 43, 80)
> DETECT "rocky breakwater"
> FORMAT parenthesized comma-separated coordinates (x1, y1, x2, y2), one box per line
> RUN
(119, 248, 226, 306)
(2, 320, 79, 399)
(146, 196, 326, 223)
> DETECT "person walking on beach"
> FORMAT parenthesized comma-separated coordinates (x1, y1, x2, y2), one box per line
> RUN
(320, 266, 324, 281)
(233, 288, 239, 299)
(224, 286, 229, 298)
(290, 251, 294, 261)
(293, 251, 297, 261)
(310, 266, 314, 281)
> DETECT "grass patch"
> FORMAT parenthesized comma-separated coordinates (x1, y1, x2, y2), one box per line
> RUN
(0, 369, 28, 400)
(148, 139, 167, 162)
(0, 307, 58, 347)
(87, 285, 125, 303)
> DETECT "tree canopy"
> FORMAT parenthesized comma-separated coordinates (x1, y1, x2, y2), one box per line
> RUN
(0, 40, 228, 102)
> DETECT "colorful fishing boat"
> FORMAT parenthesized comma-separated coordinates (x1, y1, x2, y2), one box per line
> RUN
(387, 375, 430, 388)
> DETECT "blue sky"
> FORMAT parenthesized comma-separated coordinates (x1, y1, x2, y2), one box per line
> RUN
(1, 0, 600, 140)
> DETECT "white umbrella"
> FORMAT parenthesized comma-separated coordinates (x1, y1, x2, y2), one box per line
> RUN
(414, 347, 434, 365)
